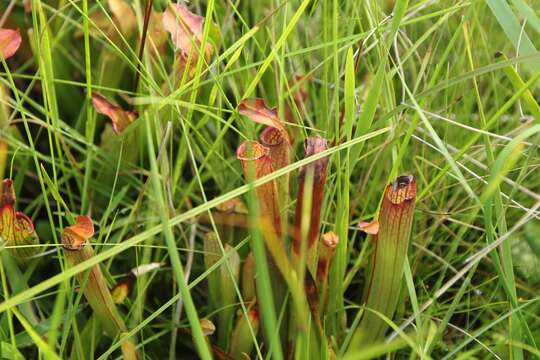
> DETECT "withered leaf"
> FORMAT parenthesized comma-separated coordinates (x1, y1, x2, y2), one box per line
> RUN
(238, 99, 287, 137)
(358, 220, 379, 235)
(92, 92, 138, 134)
(0, 29, 22, 59)
(162, 4, 213, 61)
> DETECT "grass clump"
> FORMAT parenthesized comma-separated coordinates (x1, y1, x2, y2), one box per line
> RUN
(0, 0, 540, 359)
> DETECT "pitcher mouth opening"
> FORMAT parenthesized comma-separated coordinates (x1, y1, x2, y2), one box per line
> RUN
(260, 127, 285, 147)
(388, 175, 416, 204)
(392, 175, 413, 191)
(236, 141, 269, 161)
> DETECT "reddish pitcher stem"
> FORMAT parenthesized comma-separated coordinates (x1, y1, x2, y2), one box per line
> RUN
(351, 175, 417, 348)
(292, 137, 329, 261)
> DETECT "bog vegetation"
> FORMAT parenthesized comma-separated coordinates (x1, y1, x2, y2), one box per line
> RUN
(0, 0, 540, 359)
